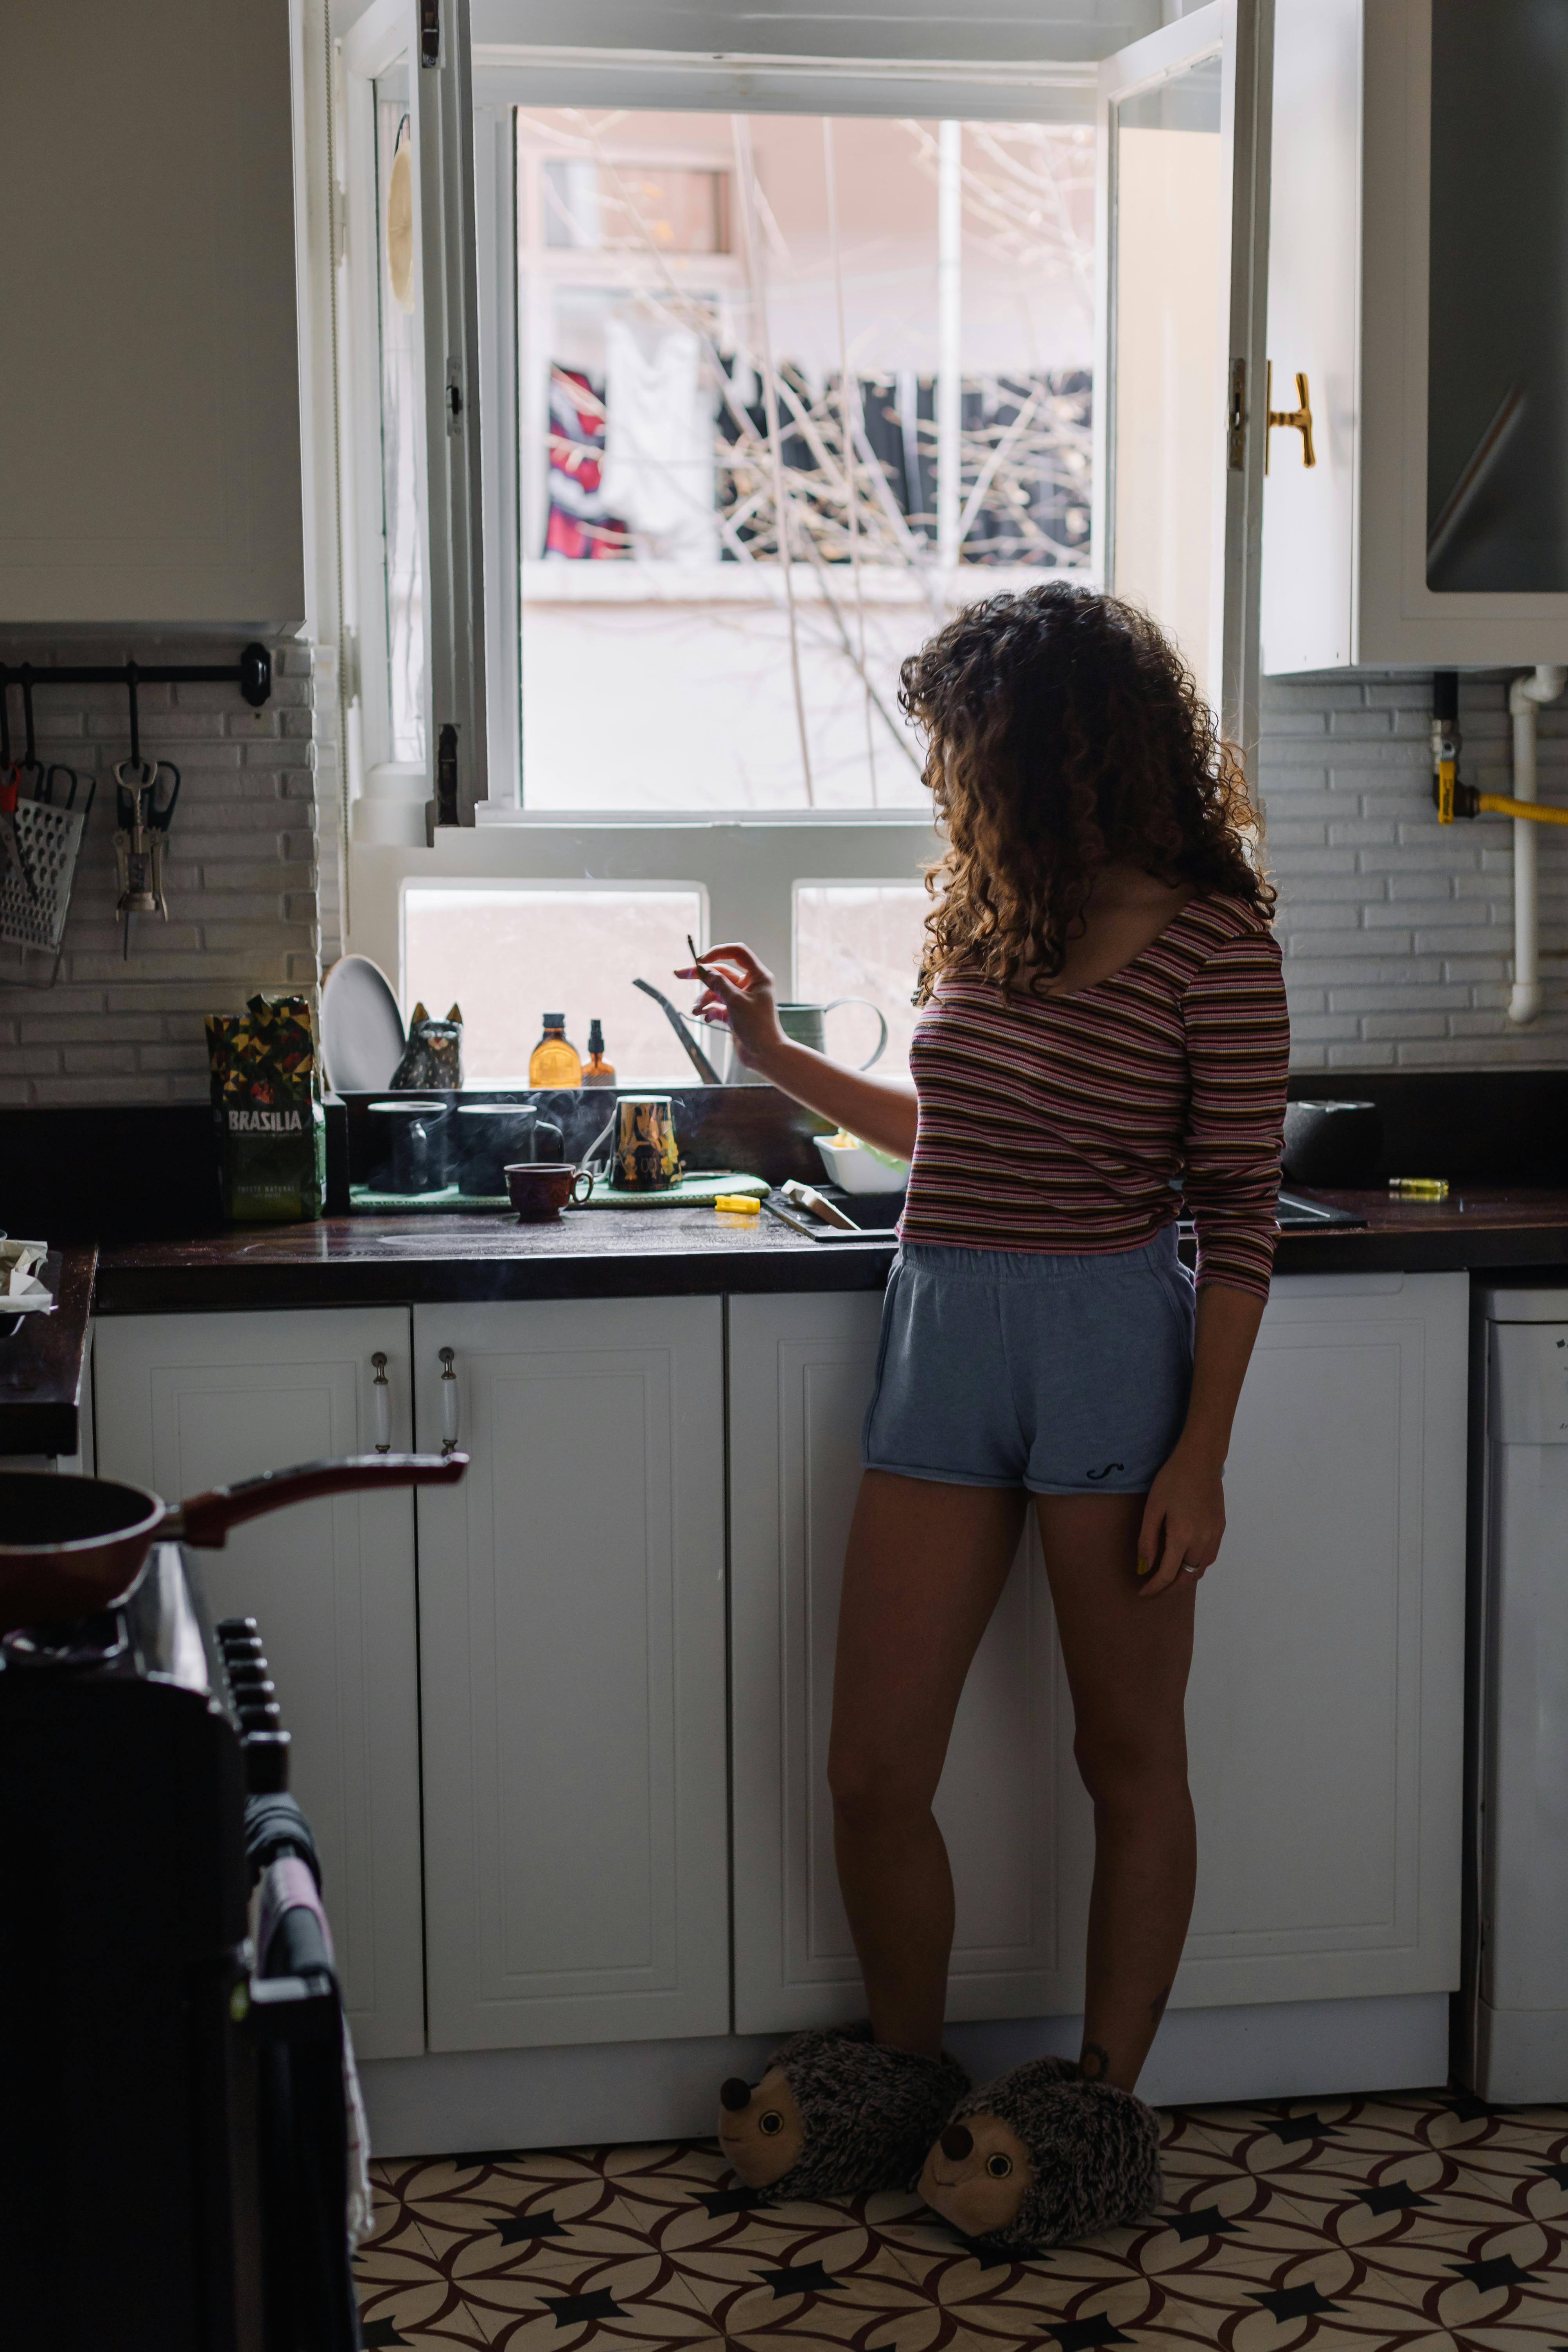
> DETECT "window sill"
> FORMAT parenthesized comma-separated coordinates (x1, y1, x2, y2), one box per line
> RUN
(520, 558, 1088, 605)
(471, 803, 937, 827)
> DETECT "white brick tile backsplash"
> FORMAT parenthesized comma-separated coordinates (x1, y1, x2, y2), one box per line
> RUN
(5, 654, 1563, 1100)
(0, 634, 319, 1104)
(1262, 669, 1568, 1066)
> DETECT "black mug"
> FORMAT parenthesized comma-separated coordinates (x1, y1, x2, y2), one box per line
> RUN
(366, 1099, 448, 1195)
(1282, 1100, 1383, 1188)
(456, 1102, 566, 1195)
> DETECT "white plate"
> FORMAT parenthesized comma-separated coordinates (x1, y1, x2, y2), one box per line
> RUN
(321, 954, 406, 1094)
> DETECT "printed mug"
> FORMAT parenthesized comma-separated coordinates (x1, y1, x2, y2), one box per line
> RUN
(614, 1094, 681, 1191)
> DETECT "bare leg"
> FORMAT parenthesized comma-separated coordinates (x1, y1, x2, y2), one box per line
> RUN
(827, 1470, 1026, 2059)
(1035, 1492, 1197, 2091)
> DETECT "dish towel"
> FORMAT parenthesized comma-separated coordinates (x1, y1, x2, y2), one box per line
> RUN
(257, 1855, 374, 2249)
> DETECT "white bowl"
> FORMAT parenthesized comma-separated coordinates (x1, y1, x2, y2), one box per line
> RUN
(814, 1136, 909, 1194)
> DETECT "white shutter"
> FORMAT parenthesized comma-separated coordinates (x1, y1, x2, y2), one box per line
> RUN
(1095, 0, 1274, 760)
(410, 0, 488, 821)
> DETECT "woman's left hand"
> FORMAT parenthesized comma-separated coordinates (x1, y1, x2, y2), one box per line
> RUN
(1136, 1442, 1225, 1597)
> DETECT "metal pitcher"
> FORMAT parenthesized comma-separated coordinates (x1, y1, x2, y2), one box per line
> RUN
(776, 999, 888, 1069)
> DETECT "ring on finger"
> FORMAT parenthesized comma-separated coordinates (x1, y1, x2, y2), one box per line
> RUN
(1181, 1562, 1201, 1575)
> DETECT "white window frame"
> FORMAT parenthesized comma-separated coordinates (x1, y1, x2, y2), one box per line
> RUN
(328, 14, 1268, 999)
(341, 0, 487, 817)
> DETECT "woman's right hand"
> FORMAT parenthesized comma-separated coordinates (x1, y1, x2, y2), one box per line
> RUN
(673, 942, 790, 1075)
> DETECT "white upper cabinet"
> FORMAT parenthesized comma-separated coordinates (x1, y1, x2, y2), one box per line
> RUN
(1263, 0, 1568, 671)
(0, 0, 305, 630)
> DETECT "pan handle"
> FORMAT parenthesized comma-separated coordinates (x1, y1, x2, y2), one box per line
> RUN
(174, 1452, 469, 1549)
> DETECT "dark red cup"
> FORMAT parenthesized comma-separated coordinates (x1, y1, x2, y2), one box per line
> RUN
(504, 1163, 594, 1223)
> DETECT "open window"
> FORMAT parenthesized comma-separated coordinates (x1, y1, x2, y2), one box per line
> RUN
(1097, 1, 1273, 758)
(324, 7, 1273, 1079)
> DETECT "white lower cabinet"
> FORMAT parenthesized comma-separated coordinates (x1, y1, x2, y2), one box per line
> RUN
(92, 1309, 426, 2061)
(93, 1271, 1468, 2106)
(412, 1298, 729, 2051)
(728, 1275, 1467, 2035)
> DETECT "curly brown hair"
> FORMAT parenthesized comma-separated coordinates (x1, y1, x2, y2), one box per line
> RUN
(901, 581, 1274, 1001)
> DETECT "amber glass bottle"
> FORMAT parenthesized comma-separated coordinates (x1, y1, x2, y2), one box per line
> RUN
(582, 1018, 616, 1087)
(528, 1013, 584, 1087)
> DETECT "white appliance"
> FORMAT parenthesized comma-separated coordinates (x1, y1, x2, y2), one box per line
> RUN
(1462, 1284, 1568, 2099)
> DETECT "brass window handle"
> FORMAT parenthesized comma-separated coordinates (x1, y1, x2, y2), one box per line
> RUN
(1265, 363, 1316, 471)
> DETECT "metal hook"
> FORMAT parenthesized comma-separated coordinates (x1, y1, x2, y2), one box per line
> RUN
(17, 668, 43, 796)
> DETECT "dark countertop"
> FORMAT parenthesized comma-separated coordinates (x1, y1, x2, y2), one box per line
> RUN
(94, 1205, 891, 1311)
(0, 1246, 97, 1458)
(10, 1190, 1568, 1456)
(91, 1186, 1568, 1311)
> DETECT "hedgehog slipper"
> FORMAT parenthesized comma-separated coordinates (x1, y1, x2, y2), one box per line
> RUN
(717, 2022, 968, 2203)
(916, 2057, 1162, 2251)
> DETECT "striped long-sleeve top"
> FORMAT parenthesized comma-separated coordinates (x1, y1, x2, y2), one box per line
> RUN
(900, 894, 1290, 1298)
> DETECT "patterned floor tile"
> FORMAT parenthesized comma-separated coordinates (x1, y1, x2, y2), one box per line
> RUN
(1127, 2284, 1464, 2350)
(361, 2099, 1568, 2352)
(1185, 2094, 1568, 2189)
(672, 2218, 932, 2331)
(1272, 2146, 1568, 2262)
(354, 2260, 496, 2348)
(1347, 2212, 1568, 2341)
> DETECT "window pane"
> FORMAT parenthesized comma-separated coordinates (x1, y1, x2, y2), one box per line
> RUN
(542, 158, 730, 254)
(517, 109, 1093, 812)
(403, 886, 707, 1084)
(1110, 61, 1223, 698)
(376, 79, 426, 764)
(794, 883, 929, 1078)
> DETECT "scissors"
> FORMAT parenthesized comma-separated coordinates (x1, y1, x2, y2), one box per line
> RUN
(0, 765, 40, 902)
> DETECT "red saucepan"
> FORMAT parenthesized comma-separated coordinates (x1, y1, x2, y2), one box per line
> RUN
(0, 1452, 468, 1631)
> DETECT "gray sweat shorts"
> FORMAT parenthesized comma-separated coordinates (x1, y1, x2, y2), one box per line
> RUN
(861, 1226, 1196, 1496)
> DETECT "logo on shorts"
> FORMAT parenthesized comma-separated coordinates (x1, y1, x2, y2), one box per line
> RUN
(1085, 1463, 1124, 1481)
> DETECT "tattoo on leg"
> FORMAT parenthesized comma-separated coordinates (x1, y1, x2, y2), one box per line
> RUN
(1150, 1983, 1172, 2026)
(1079, 2042, 1112, 2083)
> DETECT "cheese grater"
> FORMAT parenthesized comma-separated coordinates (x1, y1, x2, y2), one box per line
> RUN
(0, 786, 94, 982)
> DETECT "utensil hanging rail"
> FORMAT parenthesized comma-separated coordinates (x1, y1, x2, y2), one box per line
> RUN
(0, 641, 272, 707)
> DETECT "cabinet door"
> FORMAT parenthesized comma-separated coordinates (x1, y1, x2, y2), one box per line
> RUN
(729, 1275, 1466, 2036)
(413, 1298, 728, 2050)
(93, 1310, 423, 2059)
(728, 1293, 1092, 2035)
(1181, 1272, 1467, 2005)
(1, 1, 302, 626)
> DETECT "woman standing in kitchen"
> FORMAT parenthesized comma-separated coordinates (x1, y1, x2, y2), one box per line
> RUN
(678, 582, 1289, 2127)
